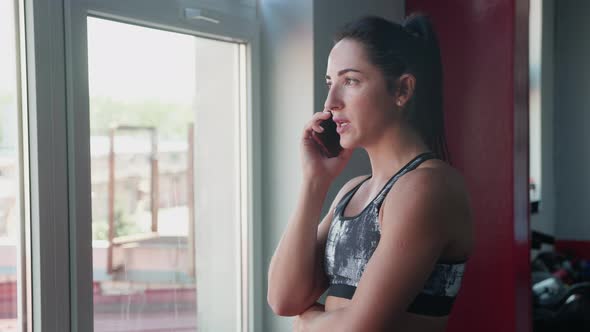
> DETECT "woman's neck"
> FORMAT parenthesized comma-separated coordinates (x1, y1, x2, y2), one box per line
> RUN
(364, 122, 430, 185)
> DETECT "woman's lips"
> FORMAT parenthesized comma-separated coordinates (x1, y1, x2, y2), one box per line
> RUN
(333, 117, 350, 134)
(336, 122, 350, 134)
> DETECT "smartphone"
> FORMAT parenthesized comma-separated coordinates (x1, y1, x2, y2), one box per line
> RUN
(311, 116, 343, 158)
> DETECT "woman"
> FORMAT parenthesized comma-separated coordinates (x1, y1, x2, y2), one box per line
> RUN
(268, 14, 474, 332)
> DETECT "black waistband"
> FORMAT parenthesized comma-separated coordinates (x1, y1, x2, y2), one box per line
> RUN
(327, 284, 356, 299)
(327, 284, 456, 317)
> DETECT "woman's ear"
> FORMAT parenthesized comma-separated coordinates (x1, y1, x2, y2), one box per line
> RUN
(394, 74, 416, 108)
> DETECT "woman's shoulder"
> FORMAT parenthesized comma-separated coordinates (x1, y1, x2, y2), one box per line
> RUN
(404, 160, 474, 258)
(388, 160, 471, 213)
(381, 160, 473, 255)
(409, 159, 468, 193)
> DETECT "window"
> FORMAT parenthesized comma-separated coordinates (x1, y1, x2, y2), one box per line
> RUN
(17, 1, 260, 330)
(529, 0, 542, 211)
(0, 1, 28, 331)
(82, 8, 253, 331)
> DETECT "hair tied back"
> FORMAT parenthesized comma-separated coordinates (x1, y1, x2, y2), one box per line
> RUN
(402, 13, 435, 46)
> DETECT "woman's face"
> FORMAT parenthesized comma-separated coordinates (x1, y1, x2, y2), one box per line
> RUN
(324, 38, 398, 149)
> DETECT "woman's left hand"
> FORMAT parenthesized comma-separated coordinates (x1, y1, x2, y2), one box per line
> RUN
(293, 302, 325, 332)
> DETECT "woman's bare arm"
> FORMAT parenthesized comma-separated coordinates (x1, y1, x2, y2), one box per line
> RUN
(267, 175, 369, 316)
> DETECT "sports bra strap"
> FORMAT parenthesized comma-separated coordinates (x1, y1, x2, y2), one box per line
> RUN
(372, 151, 437, 209)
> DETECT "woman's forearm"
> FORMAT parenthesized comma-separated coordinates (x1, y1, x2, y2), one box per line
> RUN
(267, 178, 331, 315)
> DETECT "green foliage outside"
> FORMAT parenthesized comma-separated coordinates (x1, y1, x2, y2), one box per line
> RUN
(92, 206, 141, 241)
(90, 96, 193, 140)
(1, 95, 193, 145)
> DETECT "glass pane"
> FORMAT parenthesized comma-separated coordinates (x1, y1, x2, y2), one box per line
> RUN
(529, 0, 542, 206)
(0, 1, 25, 331)
(88, 17, 245, 331)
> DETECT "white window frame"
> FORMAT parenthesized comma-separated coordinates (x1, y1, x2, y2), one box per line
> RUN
(25, 0, 262, 331)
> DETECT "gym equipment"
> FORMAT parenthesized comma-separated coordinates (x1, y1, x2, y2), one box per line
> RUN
(531, 231, 590, 332)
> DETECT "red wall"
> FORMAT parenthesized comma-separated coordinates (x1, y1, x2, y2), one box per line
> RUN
(405, 1, 530, 332)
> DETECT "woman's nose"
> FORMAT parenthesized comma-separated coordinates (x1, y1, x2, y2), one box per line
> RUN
(324, 87, 344, 111)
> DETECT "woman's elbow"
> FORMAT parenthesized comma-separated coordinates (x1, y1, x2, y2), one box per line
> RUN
(267, 289, 310, 316)
(267, 295, 299, 316)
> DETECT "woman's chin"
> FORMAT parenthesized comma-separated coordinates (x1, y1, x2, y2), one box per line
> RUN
(339, 138, 356, 150)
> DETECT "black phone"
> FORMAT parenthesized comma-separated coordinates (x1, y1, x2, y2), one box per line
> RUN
(311, 117, 343, 158)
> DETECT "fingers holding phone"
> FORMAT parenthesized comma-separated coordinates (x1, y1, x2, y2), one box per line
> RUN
(301, 111, 331, 154)
(311, 115, 343, 158)
(300, 111, 352, 181)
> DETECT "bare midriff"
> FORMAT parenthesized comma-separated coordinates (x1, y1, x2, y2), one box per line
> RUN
(324, 296, 448, 332)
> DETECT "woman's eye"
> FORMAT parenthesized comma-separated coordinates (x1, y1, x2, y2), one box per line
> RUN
(345, 78, 359, 86)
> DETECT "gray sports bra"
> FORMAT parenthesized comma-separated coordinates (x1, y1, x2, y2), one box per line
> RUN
(324, 152, 467, 316)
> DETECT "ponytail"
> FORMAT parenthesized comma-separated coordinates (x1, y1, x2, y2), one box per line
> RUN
(403, 14, 449, 162)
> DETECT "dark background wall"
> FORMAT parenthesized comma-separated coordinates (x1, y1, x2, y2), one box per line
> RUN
(553, 0, 590, 242)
